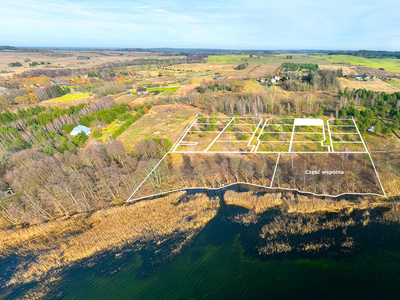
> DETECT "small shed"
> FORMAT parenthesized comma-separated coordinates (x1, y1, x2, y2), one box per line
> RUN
(137, 88, 148, 93)
(367, 126, 375, 132)
(70, 125, 92, 136)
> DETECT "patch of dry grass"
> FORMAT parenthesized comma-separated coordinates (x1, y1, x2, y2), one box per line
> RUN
(117, 104, 200, 153)
(0, 192, 219, 286)
(224, 190, 282, 213)
(339, 78, 400, 93)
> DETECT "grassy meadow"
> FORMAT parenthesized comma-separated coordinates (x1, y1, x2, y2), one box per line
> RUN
(207, 54, 335, 66)
(148, 87, 181, 92)
(338, 78, 400, 93)
(313, 55, 400, 72)
(44, 93, 91, 103)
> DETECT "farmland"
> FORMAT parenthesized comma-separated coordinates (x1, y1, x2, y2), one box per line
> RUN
(117, 104, 201, 153)
(338, 78, 400, 93)
(43, 92, 92, 103)
(148, 87, 180, 93)
(207, 54, 335, 66)
(313, 55, 400, 73)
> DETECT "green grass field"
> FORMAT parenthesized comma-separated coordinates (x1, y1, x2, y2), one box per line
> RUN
(148, 87, 180, 93)
(206, 54, 335, 66)
(312, 55, 400, 72)
(98, 118, 132, 142)
(45, 93, 91, 103)
(388, 80, 400, 87)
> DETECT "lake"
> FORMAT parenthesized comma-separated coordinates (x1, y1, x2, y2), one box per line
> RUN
(10, 203, 400, 299)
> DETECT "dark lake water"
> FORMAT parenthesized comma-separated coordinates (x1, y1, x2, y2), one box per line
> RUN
(10, 204, 400, 300)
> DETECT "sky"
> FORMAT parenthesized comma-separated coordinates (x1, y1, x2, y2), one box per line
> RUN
(1, 0, 399, 50)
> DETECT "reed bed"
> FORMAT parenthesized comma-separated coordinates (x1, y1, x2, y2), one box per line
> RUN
(0, 192, 219, 286)
(224, 190, 283, 213)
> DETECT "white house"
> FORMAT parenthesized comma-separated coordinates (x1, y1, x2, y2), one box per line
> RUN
(367, 126, 375, 133)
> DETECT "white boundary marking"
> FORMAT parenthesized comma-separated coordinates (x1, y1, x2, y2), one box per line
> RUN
(127, 182, 385, 203)
(270, 153, 280, 188)
(204, 118, 235, 151)
(351, 117, 386, 197)
(127, 115, 386, 202)
(127, 113, 200, 202)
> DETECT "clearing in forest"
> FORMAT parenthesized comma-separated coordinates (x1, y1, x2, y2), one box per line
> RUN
(127, 115, 386, 201)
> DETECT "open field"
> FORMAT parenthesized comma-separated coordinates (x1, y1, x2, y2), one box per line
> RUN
(244, 81, 267, 94)
(224, 65, 255, 78)
(338, 78, 400, 92)
(42, 92, 92, 103)
(248, 64, 281, 78)
(117, 104, 201, 153)
(148, 87, 180, 92)
(313, 55, 400, 73)
(0, 50, 167, 76)
(114, 94, 138, 104)
(319, 65, 400, 78)
(166, 63, 236, 75)
(207, 54, 335, 66)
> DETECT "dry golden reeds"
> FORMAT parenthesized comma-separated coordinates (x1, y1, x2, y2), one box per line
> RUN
(0, 191, 219, 286)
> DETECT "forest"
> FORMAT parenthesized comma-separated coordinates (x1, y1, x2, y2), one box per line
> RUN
(329, 50, 400, 59)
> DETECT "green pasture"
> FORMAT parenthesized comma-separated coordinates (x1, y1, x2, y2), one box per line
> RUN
(45, 93, 91, 103)
(312, 55, 400, 72)
(148, 87, 180, 93)
(206, 54, 335, 66)
(388, 80, 400, 87)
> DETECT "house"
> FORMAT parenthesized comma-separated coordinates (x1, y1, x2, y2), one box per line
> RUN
(364, 76, 370, 81)
(271, 78, 276, 83)
(260, 77, 266, 83)
(275, 75, 283, 81)
(367, 126, 375, 133)
(70, 125, 92, 136)
(137, 87, 148, 94)
(355, 75, 362, 80)
(126, 92, 133, 96)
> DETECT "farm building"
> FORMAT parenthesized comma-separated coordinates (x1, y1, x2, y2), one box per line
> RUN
(70, 125, 92, 136)
(275, 75, 283, 81)
(137, 87, 148, 94)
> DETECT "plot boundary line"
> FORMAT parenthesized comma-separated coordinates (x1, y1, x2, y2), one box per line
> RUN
(204, 118, 235, 151)
(127, 113, 200, 202)
(127, 182, 386, 203)
(351, 117, 387, 197)
(127, 115, 387, 202)
(270, 153, 281, 188)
